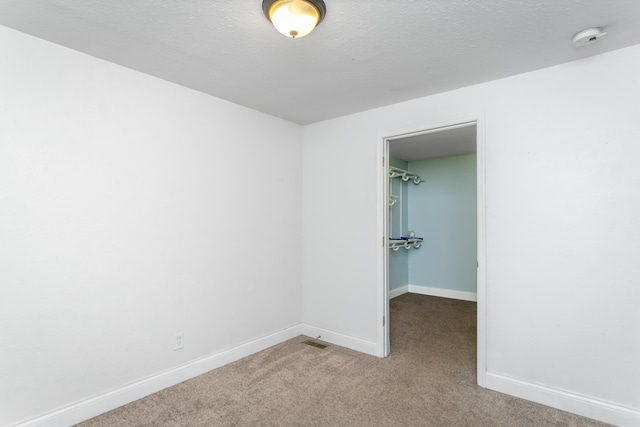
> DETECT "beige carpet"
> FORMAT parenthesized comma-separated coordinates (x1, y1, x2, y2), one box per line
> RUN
(79, 294, 608, 426)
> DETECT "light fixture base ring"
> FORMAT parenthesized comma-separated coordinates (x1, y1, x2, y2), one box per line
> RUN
(262, 0, 327, 23)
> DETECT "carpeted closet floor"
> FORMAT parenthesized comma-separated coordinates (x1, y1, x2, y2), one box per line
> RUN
(78, 294, 608, 426)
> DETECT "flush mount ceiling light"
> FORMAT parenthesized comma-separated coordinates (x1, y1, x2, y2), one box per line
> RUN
(263, 0, 326, 39)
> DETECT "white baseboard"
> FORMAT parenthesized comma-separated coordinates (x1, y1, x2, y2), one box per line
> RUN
(486, 372, 640, 427)
(408, 284, 477, 302)
(16, 325, 303, 427)
(388, 284, 477, 302)
(389, 285, 409, 299)
(300, 324, 377, 356)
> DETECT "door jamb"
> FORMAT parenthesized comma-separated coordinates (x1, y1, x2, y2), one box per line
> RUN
(376, 115, 487, 388)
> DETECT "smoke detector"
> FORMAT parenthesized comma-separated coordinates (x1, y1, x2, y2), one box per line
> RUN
(572, 27, 607, 46)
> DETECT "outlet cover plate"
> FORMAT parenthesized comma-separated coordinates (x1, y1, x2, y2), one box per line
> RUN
(173, 332, 184, 350)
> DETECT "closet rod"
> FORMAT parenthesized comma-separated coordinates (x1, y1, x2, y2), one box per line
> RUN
(389, 166, 421, 184)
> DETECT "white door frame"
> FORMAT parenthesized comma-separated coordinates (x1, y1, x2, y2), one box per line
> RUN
(376, 115, 487, 388)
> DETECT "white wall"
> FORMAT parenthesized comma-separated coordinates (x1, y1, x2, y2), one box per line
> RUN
(0, 26, 303, 426)
(302, 44, 640, 424)
(388, 156, 408, 292)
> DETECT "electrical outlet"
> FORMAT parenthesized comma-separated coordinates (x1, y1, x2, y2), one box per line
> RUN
(173, 332, 184, 351)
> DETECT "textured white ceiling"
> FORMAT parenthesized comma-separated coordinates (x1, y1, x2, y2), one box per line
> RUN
(1, 1, 639, 125)
(390, 125, 477, 162)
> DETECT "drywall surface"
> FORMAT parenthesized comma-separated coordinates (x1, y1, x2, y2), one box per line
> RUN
(408, 154, 477, 293)
(388, 156, 408, 290)
(0, 26, 303, 426)
(302, 43, 640, 414)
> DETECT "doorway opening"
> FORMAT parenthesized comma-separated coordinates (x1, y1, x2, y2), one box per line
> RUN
(376, 117, 486, 387)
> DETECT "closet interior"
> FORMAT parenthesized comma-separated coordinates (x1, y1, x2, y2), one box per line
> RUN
(387, 125, 478, 301)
